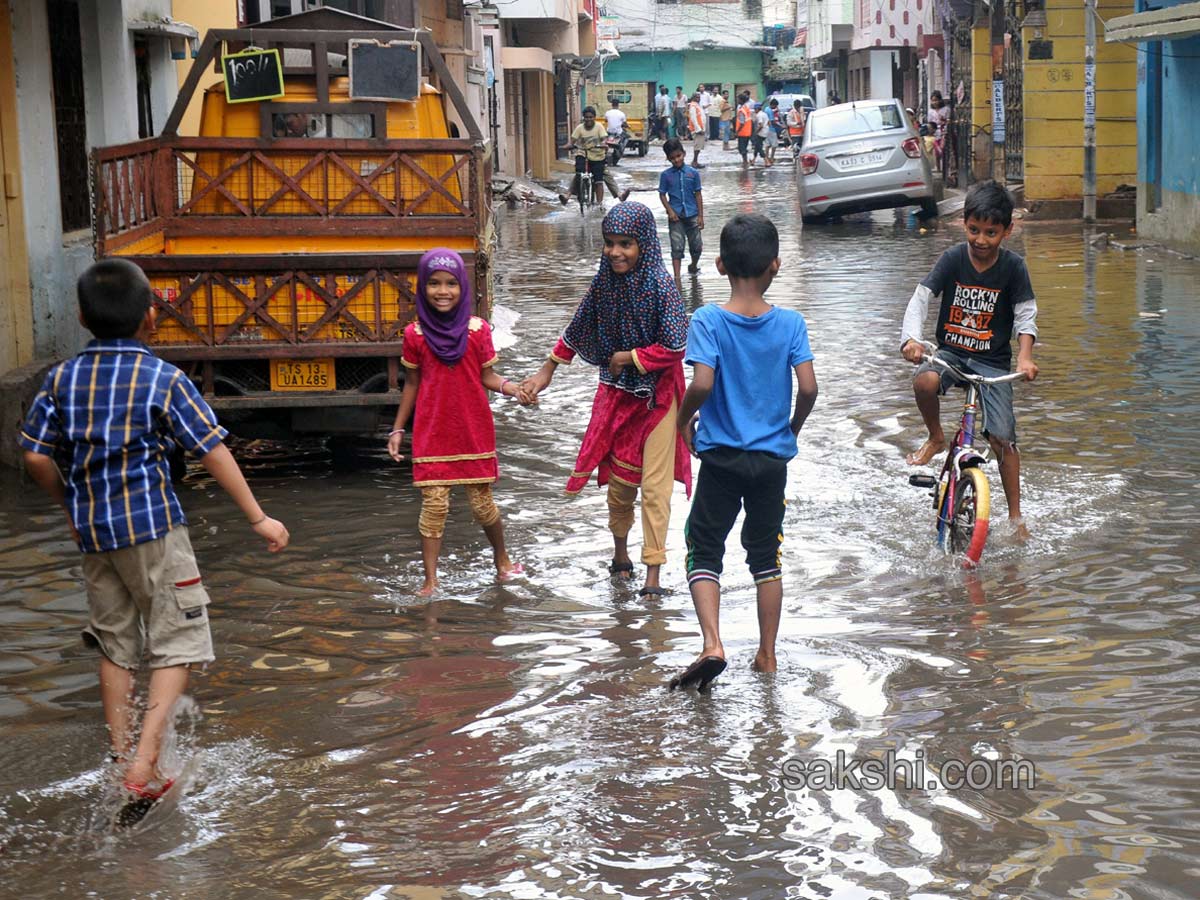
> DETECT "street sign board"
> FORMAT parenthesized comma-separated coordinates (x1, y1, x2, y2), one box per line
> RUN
(222, 48, 284, 104)
(992, 79, 1005, 144)
(349, 40, 421, 102)
(1084, 62, 1096, 127)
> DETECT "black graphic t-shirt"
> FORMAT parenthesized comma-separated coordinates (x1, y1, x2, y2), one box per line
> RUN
(921, 243, 1035, 369)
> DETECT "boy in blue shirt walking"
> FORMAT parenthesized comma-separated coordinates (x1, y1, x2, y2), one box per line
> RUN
(671, 214, 818, 692)
(658, 138, 704, 285)
(19, 259, 289, 821)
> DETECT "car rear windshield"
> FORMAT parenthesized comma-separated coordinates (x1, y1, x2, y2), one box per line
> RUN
(808, 104, 905, 140)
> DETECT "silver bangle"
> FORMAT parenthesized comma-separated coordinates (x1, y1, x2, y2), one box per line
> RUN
(388, 428, 405, 437)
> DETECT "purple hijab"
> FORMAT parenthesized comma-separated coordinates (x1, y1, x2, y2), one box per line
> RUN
(416, 248, 473, 365)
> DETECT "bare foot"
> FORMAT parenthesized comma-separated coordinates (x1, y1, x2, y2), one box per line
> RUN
(751, 651, 777, 673)
(498, 559, 524, 580)
(123, 756, 158, 788)
(1011, 518, 1031, 543)
(417, 579, 438, 597)
(906, 437, 947, 466)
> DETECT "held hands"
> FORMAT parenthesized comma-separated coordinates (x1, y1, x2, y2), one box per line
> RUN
(252, 515, 290, 552)
(518, 369, 553, 405)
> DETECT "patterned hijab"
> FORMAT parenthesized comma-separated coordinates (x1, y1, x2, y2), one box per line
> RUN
(562, 203, 688, 399)
(416, 248, 473, 365)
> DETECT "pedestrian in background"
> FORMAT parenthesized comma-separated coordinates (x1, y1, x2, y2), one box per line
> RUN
(687, 92, 707, 168)
(719, 90, 733, 150)
(658, 138, 704, 284)
(765, 98, 782, 164)
(707, 85, 722, 140)
(752, 102, 771, 167)
(19, 258, 289, 824)
(670, 213, 818, 692)
(519, 203, 692, 601)
(674, 86, 689, 139)
(786, 98, 806, 157)
(388, 249, 525, 596)
(654, 85, 671, 141)
(735, 92, 754, 168)
(698, 83, 712, 128)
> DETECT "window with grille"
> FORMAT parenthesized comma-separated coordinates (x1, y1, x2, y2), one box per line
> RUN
(47, 0, 90, 233)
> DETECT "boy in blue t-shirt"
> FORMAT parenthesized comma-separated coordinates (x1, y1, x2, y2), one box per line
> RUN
(658, 138, 704, 285)
(671, 214, 818, 692)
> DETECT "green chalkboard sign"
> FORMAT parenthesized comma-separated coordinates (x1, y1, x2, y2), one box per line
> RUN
(222, 48, 285, 104)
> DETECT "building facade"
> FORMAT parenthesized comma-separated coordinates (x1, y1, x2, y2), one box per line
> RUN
(1107, 0, 1200, 250)
(3, 0, 190, 366)
(597, 0, 767, 101)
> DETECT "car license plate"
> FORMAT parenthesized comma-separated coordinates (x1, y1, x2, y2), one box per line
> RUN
(270, 358, 334, 391)
(839, 151, 887, 169)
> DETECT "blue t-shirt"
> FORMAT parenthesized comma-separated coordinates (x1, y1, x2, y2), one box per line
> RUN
(658, 164, 702, 218)
(685, 304, 814, 459)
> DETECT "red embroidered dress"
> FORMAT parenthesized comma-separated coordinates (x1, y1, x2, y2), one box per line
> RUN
(552, 203, 692, 497)
(402, 317, 499, 487)
(552, 338, 691, 495)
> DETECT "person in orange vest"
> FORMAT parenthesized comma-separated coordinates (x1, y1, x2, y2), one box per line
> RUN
(734, 93, 755, 168)
(786, 98, 806, 160)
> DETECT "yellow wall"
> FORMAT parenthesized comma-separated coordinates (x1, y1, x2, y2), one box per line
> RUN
(1022, 0, 1137, 201)
(971, 23, 995, 180)
(525, 70, 555, 179)
(0, 1, 32, 372)
(172, 0, 240, 137)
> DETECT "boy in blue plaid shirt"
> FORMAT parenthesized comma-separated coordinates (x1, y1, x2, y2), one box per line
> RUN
(19, 259, 289, 814)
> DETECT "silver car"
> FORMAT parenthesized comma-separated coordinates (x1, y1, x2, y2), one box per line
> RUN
(797, 99, 939, 222)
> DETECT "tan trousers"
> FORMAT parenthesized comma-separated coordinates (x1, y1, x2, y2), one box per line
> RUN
(607, 399, 677, 566)
(419, 483, 500, 539)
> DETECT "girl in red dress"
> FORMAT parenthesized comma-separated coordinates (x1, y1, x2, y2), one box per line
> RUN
(387, 249, 523, 595)
(520, 203, 691, 598)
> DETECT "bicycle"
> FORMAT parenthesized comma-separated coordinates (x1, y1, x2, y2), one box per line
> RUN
(906, 340, 1026, 567)
(563, 144, 596, 214)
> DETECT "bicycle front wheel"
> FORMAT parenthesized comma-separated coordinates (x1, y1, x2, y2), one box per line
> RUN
(578, 176, 588, 213)
(942, 466, 991, 567)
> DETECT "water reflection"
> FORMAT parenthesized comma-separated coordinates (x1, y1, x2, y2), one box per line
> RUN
(2, 153, 1199, 897)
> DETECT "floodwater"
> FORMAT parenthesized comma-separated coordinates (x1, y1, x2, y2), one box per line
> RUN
(2, 150, 1199, 900)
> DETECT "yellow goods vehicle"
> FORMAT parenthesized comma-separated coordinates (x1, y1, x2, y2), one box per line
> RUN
(583, 81, 651, 156)
(91, 10, 491, 439)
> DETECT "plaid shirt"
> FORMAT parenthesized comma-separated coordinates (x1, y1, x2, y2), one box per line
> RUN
(18, 339, 227, 554)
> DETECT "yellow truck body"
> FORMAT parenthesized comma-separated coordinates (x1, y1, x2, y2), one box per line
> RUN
(583, 81, 652, 156)
(91, 13, 490, 439)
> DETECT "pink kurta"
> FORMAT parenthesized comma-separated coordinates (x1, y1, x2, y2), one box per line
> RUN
(402, 318, 499, 487)
(552, 337, 692, 497)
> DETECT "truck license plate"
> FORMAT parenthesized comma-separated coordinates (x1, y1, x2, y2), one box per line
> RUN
(270, 358, 335, 391)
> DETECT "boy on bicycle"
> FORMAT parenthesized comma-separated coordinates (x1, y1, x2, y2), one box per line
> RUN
(561, 106, 607, 207)
(900, 180, 1039, 536)
(671, 214, 818, 692)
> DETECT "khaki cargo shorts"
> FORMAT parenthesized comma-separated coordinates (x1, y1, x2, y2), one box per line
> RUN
(81, 526, 214, 670)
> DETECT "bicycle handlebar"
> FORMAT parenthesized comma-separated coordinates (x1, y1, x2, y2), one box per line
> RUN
(914, 340, 1026, 385)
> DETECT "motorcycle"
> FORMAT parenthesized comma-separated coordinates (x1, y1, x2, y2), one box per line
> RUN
(606, 125, 631, 166)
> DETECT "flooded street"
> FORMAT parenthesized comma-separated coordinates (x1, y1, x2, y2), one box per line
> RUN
(3, 151, 1199, 899)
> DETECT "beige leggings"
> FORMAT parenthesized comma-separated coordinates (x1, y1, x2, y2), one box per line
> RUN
(419, 483, 500, 539)
(607, 399, 677, 566)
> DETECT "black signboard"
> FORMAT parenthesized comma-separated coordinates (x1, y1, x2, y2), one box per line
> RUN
(222, 48, 285, 104)
(348, 40, 421, 102)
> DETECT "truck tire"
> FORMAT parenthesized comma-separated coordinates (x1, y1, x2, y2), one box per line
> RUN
(637, 142, 647, 157)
